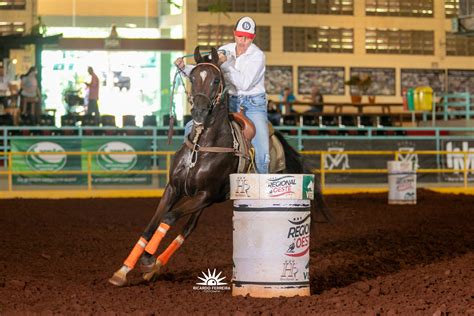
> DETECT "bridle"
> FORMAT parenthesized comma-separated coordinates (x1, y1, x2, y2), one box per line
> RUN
(187, 62, 226, 114)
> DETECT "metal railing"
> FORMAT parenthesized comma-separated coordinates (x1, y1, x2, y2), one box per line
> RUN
(302, 150, 474, 191)
(1, 149, 473, 197)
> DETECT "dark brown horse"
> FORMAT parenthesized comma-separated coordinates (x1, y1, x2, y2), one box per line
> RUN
(109, 46, 328, 286)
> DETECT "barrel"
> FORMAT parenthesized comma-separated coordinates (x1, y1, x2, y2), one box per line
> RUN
(407, 88, 415, 111)
(230, 174, 314, 298)
(414, 86, 433, 111)
(387, 161, 416, 205)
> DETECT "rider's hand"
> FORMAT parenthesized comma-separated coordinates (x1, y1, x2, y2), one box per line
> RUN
(174, 57, 185, 70)
(218, 52, 227, 64)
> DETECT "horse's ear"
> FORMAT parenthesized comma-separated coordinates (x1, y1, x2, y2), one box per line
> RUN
(210, 47, 219, 65)
(194, 46, 203, 64)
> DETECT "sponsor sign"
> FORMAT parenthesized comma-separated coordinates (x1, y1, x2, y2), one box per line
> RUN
(441, 140, 474, 182)
(303, 139, 438, 184)
(285, 214, 311, 258)
(82, 139, 152, 184)
(230, 174, 259, 199)
(229, 174, 314, 200)
(11, 139, 83, 185)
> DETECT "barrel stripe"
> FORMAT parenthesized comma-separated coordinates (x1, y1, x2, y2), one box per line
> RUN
(233, 281, 309, 286)
(234, 207, 311, 212)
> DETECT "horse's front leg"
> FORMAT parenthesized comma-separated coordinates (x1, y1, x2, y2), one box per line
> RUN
(142, 191, 211, 281)
(108, 185, 180, 286)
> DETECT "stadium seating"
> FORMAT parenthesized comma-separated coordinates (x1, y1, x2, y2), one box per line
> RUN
(183, 114, 192, 126)
(302, 114, 318, 135)
(0, 114, 14, 126)
(123, 115, 136, 127)
(122, 115, 138, 135)
(82, 114, 100, 135)
(101, 115, 116, 127)
(162, 114, 177, 126)
(143, 115, 157, 127)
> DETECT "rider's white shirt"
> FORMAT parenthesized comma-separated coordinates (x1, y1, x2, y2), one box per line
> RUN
(183, 43, 266, 97)
(218, 43, 266, 96)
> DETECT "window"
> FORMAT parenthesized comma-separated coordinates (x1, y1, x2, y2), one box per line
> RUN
(283, 0, 353, 15)
(197, 25, 271, 51)
(197, 0, 270, 13)
(366, 0, 433, 17)
(446, 32, 474, 56)
(0, 22, 25, 36)
(365, 29, 434, 55)
(0, 0, 25, 10)
(445, 0, 459, 18)
(284, 27, 353, 53)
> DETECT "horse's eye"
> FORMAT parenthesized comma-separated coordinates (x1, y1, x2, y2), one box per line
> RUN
(213, 78, 220, 85)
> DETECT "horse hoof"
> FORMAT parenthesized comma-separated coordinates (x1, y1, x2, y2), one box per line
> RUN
(108, 270, 128, 287)
(143, 260, 162, 282)
(139, 255, 156, 273)
(139, 262, 155, 273)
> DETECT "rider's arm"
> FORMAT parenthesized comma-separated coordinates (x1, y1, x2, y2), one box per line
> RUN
(220, 51, 265, 92)
(175, 57, 195, 76)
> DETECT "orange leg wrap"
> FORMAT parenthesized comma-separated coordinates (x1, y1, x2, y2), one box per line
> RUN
(157, 235, 185, 266)
(123, 237, 148, 269)
(144, 223, 170, 255)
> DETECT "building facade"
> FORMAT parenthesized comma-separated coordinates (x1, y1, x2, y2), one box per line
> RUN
(159, 0, 474, 105)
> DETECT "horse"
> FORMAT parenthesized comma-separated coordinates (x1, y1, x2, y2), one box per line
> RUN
(109, 46, 329, 286)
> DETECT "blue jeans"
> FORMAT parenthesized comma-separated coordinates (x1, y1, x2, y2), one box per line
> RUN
(184, 93, 270, 173)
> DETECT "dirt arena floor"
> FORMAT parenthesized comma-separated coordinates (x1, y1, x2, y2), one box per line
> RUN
(0, 190, 473, 314)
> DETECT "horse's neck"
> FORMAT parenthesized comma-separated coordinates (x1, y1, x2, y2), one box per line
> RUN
(201, 97, 232, 143)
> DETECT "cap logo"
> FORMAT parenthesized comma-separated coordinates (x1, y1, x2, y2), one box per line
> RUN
(242, 21, 251, 31)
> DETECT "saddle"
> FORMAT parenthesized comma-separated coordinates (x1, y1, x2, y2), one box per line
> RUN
(229, 112, 286, 173)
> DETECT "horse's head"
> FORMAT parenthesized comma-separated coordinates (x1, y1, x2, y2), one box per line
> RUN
(189, 46, 225, 125)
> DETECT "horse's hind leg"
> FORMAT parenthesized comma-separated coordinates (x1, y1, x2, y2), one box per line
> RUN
(108, 185, 179, 286)
(143, 209, 203, 281)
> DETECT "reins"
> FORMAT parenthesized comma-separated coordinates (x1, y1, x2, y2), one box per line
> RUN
(167, 62, 225, 145)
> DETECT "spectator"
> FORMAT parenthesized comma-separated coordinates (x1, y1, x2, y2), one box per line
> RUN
(20, 66, 41, 117)
(267, 100, 281, 126)
(304, 84, 324, 113)
(85, 66, 100, 116)
(280, 87, 296, 114)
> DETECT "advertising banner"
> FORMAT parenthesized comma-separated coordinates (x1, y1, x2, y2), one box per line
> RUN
(440, 139, 474, 182)
(229, 174, 314, 200)
(302, 139, 438, 184)
(81, 139, 152, 184)
(11, 139, 83, 185)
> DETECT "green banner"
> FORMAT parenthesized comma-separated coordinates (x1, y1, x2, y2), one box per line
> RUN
(11, 139, 83, 185)
(81, 139, 152, 184)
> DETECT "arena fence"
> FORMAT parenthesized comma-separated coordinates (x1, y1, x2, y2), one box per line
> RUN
(0, 149, 473, 199)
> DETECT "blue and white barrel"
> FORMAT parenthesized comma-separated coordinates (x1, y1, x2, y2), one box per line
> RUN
(387, 161, 417, 205)
(230, 174, 314, 298)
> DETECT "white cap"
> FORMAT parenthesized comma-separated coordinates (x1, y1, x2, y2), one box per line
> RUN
(234, 16, 256, 39)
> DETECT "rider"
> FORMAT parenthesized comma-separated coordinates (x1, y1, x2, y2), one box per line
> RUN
(175, 16, 269, 174)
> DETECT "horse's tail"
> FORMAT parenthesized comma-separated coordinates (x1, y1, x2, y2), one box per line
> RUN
(274, 130, 333, 224)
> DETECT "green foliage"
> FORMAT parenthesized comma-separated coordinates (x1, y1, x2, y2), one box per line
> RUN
(208, 0, 230, 18)
(345, 74, 372, 95)
(166, 0, 181, 9)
